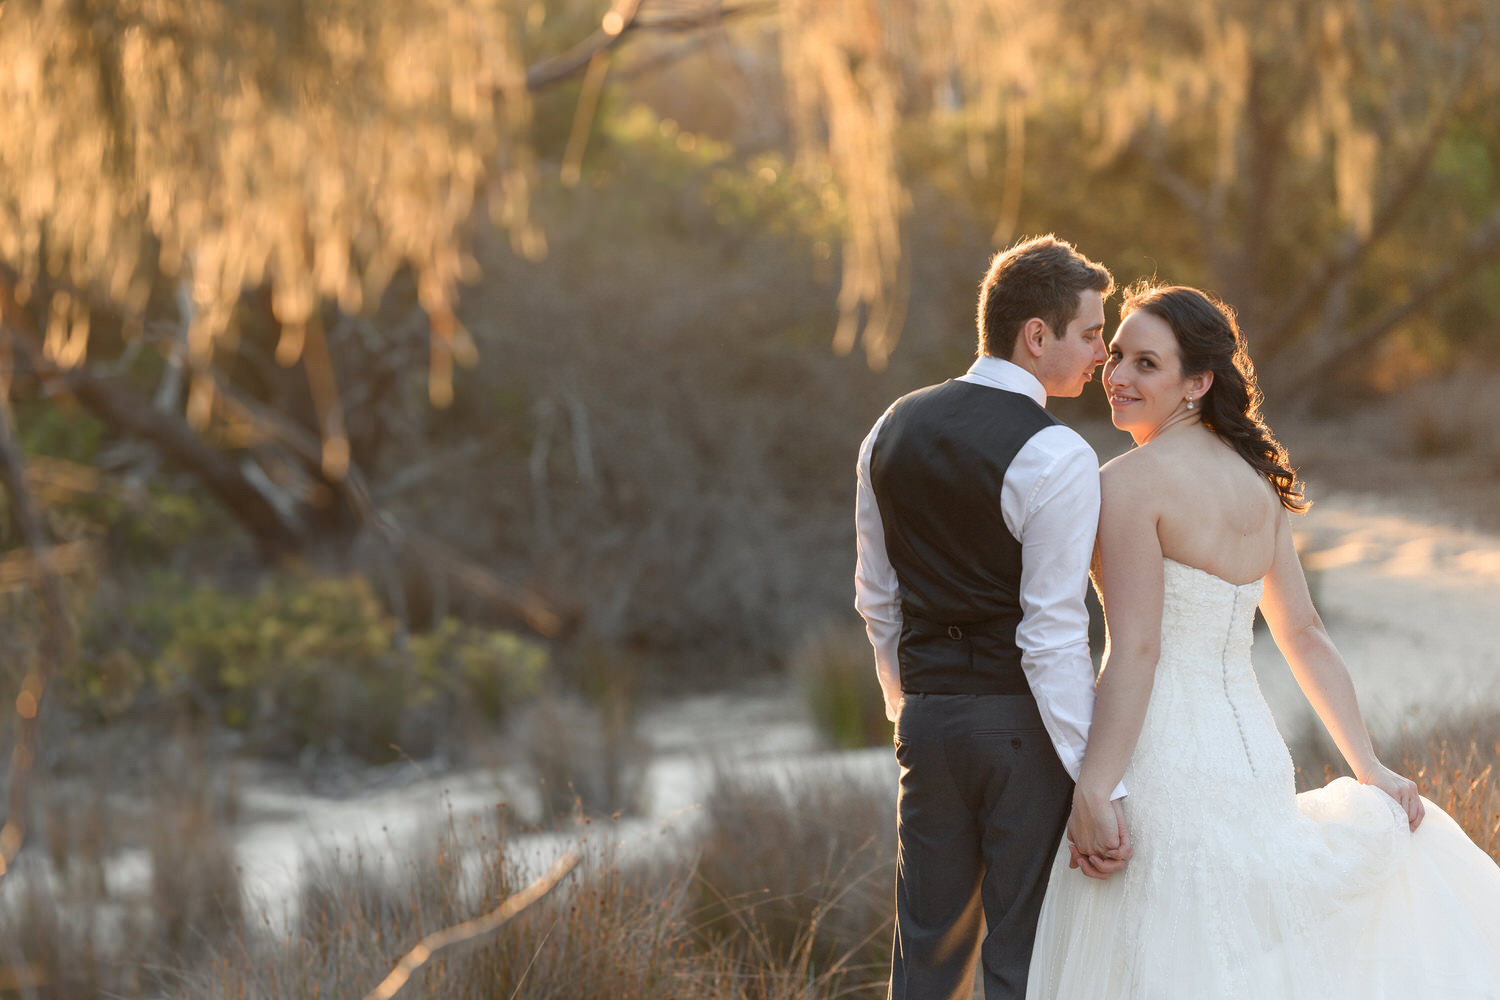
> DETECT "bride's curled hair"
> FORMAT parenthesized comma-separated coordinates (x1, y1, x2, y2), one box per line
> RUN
(1121, 282, 1309, 513)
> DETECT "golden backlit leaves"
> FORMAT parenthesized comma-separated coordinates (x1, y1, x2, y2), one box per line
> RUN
(0, 0, 1486, 392)
(783, 0, 909, 369)
(779, 0, 1482, 362)
(0, 0, 540, 476)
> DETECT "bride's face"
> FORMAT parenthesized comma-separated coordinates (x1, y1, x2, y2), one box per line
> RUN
(1104, 310, 1197, 442)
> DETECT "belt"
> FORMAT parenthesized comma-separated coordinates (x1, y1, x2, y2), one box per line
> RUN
(902, 613, 1016, 641)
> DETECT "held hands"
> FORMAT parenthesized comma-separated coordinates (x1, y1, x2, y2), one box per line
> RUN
(1360, 762, 1425, 831)
(1066, 794, 1133, 880)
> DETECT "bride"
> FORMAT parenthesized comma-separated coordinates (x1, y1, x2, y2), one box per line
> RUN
(1026, 283, 1500, 998)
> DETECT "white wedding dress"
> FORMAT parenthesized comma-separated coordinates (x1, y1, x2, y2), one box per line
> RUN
(1027, 558, 1500, 999)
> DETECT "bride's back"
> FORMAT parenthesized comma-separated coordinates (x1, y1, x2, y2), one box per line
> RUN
(1129, 426, 1280, 585)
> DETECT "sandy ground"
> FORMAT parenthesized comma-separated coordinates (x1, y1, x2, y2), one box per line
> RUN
(1255, 491, 1500, 738)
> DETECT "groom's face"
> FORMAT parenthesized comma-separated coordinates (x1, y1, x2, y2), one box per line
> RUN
(1036, 290, 1108, 398)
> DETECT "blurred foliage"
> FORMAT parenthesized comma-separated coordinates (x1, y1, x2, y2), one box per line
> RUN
(0, 0, 542, 431)
(597, 103, 843, 243)
(518, 693, 647, 822)
(16, 402, 105, 466)
(2, 0, 1500, 713)
(792, 623, 893, 750)
(68, 572, 546, 761)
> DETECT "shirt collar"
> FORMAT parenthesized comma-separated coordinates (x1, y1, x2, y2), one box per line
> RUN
(961, 355, 1047, 407)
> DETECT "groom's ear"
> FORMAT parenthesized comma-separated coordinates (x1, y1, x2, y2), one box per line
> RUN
(1020, 317, 1050, 358)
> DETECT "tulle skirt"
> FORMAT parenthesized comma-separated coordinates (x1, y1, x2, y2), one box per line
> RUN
(1026, 778, 1500, 999)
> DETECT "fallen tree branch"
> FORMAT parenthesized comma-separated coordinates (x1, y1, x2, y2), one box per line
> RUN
(207, 378, 576, 637)
(362, 849, 582, 1000)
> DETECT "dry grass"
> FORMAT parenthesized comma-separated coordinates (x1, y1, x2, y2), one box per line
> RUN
(4, 709, 1497, 999)
(0, 746, 243, 998)
(517, 692, 649, 824)
(691, 766, 895, 994)
(1391, 710, 1500, 858)
(175, 771, 896, 1000)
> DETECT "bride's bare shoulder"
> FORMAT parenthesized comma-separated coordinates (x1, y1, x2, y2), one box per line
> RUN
(1099, 445, 1171, 506)
(1100, 443, 1173, 485)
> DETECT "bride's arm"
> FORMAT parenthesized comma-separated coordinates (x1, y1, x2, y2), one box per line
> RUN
(1259, 511, 1424, 830)
(1069, 459, 1165, 857)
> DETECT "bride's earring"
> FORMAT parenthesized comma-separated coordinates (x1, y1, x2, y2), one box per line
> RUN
(1185, 396, 1196, 410)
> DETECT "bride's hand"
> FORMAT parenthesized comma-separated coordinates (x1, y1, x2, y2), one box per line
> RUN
(1067, 791, 1129, 870)
(1360, 764, 1425, 832)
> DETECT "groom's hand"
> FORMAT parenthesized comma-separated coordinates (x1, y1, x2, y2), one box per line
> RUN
(1068, 843, 1119, 879)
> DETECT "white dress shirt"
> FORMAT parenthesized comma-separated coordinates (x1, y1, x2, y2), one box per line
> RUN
(855, 355, 1124, 797)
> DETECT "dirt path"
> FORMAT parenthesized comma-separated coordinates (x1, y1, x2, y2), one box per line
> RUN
(1254, 491, 1500, 737)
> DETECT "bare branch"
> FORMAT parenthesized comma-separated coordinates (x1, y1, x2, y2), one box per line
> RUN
(525, 0, 774, 91)
(1281, 203, 1500, 400)
(1260, 56, 1476, 357)
(5, 327, 307, 557)
(374, 441, 490, 503)
(362, 849, 582, 1000)
(1131, 131, 1231, 276)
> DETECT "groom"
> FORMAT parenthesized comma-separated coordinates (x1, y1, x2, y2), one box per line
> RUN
(855, 235, 1128, 1000)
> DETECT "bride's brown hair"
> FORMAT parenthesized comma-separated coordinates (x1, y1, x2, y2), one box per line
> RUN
(1121, 282, 1309, 513)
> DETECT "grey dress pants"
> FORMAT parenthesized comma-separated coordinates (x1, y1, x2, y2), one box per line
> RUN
(889, 692, 1074, 1000)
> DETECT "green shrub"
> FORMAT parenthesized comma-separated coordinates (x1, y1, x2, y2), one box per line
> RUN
(18, 401, 105, 464)
(111, 487, 215, 559)
(409, 617, 547, 722)
(70, 571, 547, 761)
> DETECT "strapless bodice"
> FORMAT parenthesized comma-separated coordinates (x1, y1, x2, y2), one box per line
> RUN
(1127, 558, 1288, 804)
(1158, 556, 1263, 665)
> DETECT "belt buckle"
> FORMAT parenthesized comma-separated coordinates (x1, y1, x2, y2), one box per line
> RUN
(947, 624, 963, 640)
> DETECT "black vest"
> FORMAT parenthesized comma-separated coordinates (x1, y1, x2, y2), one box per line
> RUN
(869, 379, 1059, 695)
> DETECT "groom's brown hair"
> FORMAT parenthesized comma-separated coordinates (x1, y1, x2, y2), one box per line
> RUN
(977, 235, 1113, 358)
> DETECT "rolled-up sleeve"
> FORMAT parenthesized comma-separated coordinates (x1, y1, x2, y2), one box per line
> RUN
(854, 412, 904, 721)
(1010, 428, 1126, 799)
